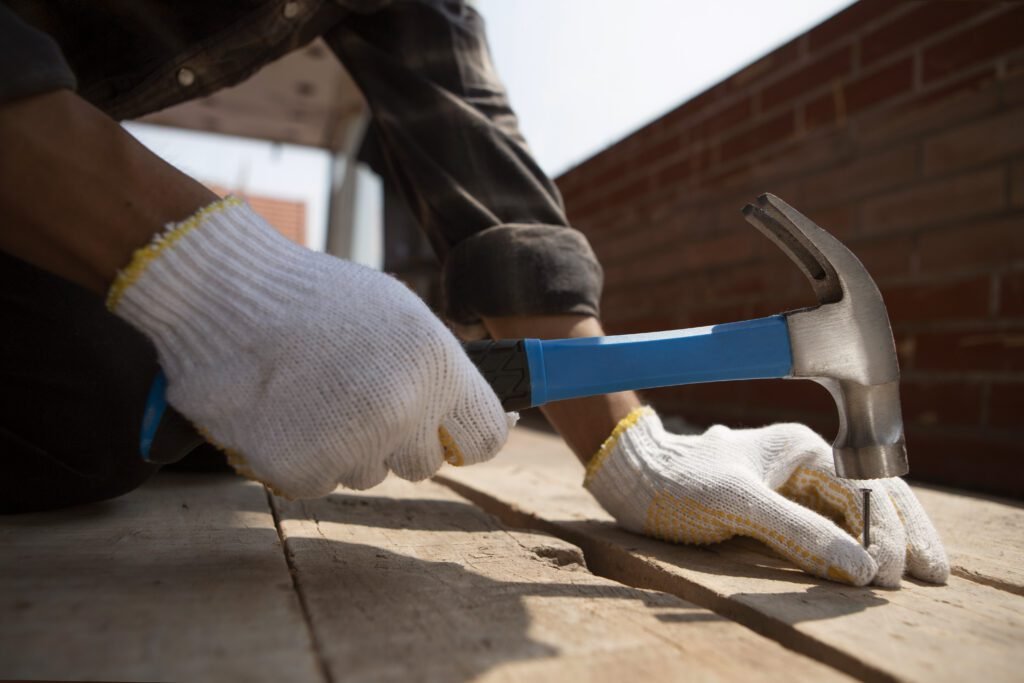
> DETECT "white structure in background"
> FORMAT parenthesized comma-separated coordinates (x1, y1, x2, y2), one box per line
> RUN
(325, 111, 383, 270)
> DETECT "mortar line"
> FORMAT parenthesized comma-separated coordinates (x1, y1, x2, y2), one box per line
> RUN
(265, 487, 333, 683)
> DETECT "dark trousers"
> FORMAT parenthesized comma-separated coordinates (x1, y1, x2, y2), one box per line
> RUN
(0, 250, 162, 513)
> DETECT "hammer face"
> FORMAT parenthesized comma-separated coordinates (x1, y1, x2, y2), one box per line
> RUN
(819, 378, 910, 478)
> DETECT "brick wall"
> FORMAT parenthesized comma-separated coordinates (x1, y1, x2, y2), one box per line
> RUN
(555, 1, 1024, 497)
(208, 184, 307, 245)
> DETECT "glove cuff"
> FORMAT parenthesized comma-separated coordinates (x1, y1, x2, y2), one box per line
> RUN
(107, 197, 311, 377)
(584, 406, 657, 486)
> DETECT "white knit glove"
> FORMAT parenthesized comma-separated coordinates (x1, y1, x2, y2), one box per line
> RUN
(585, 407, 949, 587)
(107, 197, 515, 498)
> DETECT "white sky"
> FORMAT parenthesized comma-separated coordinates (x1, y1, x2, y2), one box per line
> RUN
(125, 1, 855, 249)
(476, 0, 855, 176)
(123, 122, 333, 251)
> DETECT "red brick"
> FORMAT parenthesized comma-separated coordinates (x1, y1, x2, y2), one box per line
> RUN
(861, 3, 990, 66)
(861, 167, 1006, 234)
(844, 57, 914, 113)
(881, 276, 991, 324)
(602, 174, 653, 210)
(808, 0, 897, 53)
(689, 97, 753, 141)
(654, 155, 693, 190)
(718, 111, 795, 165)
(746, 129, 853, 182)
(856, 67, 999, 146)
(802, 204, 858, 240)
(849, 235, 914, 279)
(923, 107, 1024, 176)
(630, 138, 685, 175)
(655, 80, 748, 138)
(900, 381, 984, 427)
(903, 429, 1022, 498)
(803, 91, 840, 131)
(799, 145, 918, 208)
(1013, 159, 1024, 208)
(922, 5, 1024, 83)
(998, 270, 1024, 317)
(745, 380, 836, 415)
(675, 231, 760, 275)
(913, 326, 1024, 372)
(918, 214, 1024, 272)
(601, 230, 756, 288)
(988, 383, 1024, 430)
(706, 261, 808, 302)
(1005, 66, 1024, 106)
(761, 47, 853, 111)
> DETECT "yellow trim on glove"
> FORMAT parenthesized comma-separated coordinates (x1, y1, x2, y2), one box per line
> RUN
(584, 406, 655, 485)
(439, 426, 464, 466)
(106, 196, 243, 312)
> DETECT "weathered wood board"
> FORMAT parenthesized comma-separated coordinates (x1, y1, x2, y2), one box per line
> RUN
(436, 427, 1024, 683)
(272, 477, 850, 682)
(0, 474, 323, 683)
(911, 485, 1024, 594)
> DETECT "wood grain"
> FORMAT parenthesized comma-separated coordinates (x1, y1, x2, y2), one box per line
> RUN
(436, 427, 1024, 683)
(272, 476, 848, 682)
(0, 474, 323, 683)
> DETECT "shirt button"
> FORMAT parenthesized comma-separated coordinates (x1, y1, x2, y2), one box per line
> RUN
(283, 1, 300, 18)
(177, 67, 196, 87)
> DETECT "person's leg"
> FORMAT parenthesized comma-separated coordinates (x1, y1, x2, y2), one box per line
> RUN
(0, 249, 160, 513)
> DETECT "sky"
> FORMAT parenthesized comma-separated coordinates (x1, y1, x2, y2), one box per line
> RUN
(125, 0, 855, 252)
(476, 0, 855, 176)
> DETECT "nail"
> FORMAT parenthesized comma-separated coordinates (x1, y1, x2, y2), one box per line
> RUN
(861, 488, 872, 548)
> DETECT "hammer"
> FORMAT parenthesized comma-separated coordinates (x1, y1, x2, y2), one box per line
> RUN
(465, 193, 908, 480)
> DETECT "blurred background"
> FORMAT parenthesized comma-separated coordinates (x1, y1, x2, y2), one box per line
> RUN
(128, 1, 1024, 497)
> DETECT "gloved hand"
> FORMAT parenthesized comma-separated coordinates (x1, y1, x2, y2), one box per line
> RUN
(584, 407, 949, 587)
(107, 197, 514, 498)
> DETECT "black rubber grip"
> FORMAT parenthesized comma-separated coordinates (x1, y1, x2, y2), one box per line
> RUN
(463, 339, 534, 411)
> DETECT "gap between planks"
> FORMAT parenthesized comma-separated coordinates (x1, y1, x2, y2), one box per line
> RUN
(266, 487, 333, 683)
(432, 426, 1024, 683)
(436, 474, 892, 683)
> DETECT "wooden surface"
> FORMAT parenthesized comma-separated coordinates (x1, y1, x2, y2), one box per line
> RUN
(911, 485, 1024, 594)
(272, 478, 846, 682)
(436, 427, 1024, 683)
(2, 427, 1018, 682)
(0, 474, 322, 682)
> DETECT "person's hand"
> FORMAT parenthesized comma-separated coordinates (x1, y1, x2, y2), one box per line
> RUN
(584, 407, 949, 587)
(107, 197, 514, 498)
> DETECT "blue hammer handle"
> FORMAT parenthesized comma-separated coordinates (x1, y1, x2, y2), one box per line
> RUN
(139, 314, 793, 460)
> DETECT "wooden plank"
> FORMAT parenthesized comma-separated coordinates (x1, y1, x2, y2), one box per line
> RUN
(436, 427, 1024, 683)
(912, 485, 1024, 594)
(272, 477, 850, 682)
(0, 473, 324, 683)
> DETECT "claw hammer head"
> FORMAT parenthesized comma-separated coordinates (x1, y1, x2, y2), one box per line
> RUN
(742, 194, 908, 479)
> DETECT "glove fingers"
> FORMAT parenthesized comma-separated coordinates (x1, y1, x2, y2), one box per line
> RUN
(440, 372, 516, 467)
(884, 479, 950, 584)
(387, 423, 445, 482)
(730, 483, 878, 586)
(780, 465, 907, 587)
(335, 451, 390, 491)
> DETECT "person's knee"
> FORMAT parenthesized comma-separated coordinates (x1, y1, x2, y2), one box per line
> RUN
(0, 427, 160, 514)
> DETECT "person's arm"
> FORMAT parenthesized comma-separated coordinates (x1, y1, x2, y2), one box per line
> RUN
(0, 87, 511, 498)
(481, 314, 640, 461)
(0, 89, 216, 292)
(324, 1, 614, 459)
